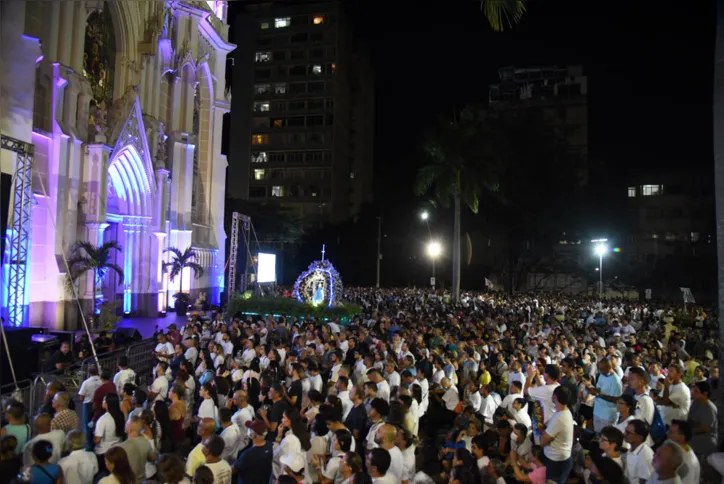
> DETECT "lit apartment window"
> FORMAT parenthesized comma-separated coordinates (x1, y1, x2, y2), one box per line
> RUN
(641, 184, 662, 196)
(627, 186, 636, 198)
(254, 169, 265, 180)
(312, 64, 322, 75)
(691, 232, 700, 242)
(255, 52, 272, 62)
(251, 152, 268, 163)
(271, 186, 284, 197)
(254, 84, 271, 95)
(274, 83, 288, 94)
(251, 134, 269, 145)
(313, 15, 324, 25)
(275, 17, 290, 28)
(260, 21, 270, 30)
(253, 102, 270, 112)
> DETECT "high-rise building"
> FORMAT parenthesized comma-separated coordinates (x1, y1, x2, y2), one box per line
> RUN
(228, 1, 374, 226)
(489, 65, 588, 183)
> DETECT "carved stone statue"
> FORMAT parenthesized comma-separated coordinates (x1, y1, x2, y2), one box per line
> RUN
(156, 123, 168, 168)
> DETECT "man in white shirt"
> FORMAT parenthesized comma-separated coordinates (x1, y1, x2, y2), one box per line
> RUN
(656, 364, 691, 425)
(647, 441, 684, 484)
(624, 419, 654, 484)
(219, 407, 242, 463)
(368, 369, 391, 403)
(525, 364, 561, 425)
(501, 380, 524, 412)
(184, 337, 199, 366)
(366, 448, 395, 483)
(202, 435, 233, 484)
(148, 362, 169, 402)
(58, 430, 98, 484)
(439, 377, 459, 412)
(153, 334, 174, 363)
(668, 420, 700, 484)
(23, 414, 65, 465)
(230, 390, 255, 452)
(336, 377, 354, 421)
(478, 384, 499, 429)
(385, 361, 401, 389)
(241, 340, 257, 366)
(77, 366, 102, 451)
(113, 356, 136, 394)
(541, 386, 574, 484)
(374, 424, 403, 483)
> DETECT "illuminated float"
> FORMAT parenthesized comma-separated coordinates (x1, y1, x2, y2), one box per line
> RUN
(293, 245, 343, 308)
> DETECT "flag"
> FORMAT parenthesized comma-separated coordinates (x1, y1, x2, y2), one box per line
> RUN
(485, 278, 494, 289)
(680, 287, 696, 304)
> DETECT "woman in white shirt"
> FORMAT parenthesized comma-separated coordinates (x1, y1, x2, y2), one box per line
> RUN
(614, 395, 637, 450)
(197, 382, 219, 424)
(272, 408, 312, 480)
(94, 394, 125, 462)
(140, 410, 159, 479)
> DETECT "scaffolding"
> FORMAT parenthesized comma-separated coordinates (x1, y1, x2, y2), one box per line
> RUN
(1, 135, 34, 327)
(227, 212, 250, 295)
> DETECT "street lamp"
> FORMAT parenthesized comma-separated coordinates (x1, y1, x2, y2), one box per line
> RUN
(592, 239, 608, 299)
(420, 211, 429, 221)
(427, 241, 441, 289)
(427, 241, 442, 258)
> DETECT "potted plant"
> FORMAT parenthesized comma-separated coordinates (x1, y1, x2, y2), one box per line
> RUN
(173, 292, 191, 316)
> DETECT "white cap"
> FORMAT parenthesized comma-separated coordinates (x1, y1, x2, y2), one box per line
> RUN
(281, 452, 306, 473)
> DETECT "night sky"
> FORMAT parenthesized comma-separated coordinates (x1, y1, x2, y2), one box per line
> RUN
(226, 0, 717, 286)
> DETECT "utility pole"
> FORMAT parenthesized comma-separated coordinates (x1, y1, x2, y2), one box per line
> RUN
(376, 216, 382, 288)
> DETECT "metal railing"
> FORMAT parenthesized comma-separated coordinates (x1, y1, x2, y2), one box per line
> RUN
(0, 338, 158, 422)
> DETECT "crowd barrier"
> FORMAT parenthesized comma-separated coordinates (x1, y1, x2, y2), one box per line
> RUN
(0, 338, 158, 422)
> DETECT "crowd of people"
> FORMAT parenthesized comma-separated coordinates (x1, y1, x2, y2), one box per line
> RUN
(0, 287, 722, 484)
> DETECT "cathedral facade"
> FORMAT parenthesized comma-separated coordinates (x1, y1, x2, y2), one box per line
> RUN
(0, 1, 234, 328)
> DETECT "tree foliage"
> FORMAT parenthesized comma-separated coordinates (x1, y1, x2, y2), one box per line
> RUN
(163, 246, 203, 293)
(479, 0, 528, 32)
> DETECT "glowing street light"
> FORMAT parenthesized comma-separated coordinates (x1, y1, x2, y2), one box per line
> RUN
(427, 241, 442, 258)
(420, 211, 429, 221)
(592, 239, 608, 300)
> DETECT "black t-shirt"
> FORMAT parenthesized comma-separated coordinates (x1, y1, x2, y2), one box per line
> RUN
(267, 399, 290, 441)
(233, 441, 274, 484)
(344, 402, 369, 439)
(288, 381, 303, 410)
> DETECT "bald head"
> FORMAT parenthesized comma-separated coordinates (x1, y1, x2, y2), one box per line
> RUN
(199, 417, 216, 438)
(53, 392, 70, 410)
(34, 413, 51, 433)
(127, 416, 144, 437)
(376, 423, 398, 448)
(234, 390, 248, 405)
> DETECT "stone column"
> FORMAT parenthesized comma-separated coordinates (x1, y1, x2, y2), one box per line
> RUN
(152, 231, 167, 313)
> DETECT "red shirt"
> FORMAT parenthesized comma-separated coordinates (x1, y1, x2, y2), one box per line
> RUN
(92, 381, 117, 422)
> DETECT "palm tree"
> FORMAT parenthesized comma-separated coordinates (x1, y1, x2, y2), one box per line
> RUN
(67, 241, 124, 316)
(414, 110, 500, 301)
(479, 0, 527, 32)
(163, 246, 204, 295)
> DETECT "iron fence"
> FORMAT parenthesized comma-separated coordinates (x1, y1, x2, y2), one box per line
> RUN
(0, 338, 158, 422)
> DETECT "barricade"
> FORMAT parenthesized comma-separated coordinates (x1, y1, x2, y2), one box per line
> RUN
(1, 338, 156, 420)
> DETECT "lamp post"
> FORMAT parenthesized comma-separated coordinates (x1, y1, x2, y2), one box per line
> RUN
(427, 241, 442, 289)
(592, 239, 608, 300)
(421, 211, 436, 288)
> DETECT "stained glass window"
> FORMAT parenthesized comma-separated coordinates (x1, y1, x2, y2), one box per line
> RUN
(83, 3, 116, 108)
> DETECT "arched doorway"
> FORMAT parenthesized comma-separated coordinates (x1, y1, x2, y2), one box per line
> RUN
(103, 140, 156, 315)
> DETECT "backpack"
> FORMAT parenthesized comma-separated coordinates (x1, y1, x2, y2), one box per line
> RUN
(644, 394, 667, 442)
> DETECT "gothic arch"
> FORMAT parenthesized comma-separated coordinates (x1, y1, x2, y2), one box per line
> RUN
(195, 61, 214, 227)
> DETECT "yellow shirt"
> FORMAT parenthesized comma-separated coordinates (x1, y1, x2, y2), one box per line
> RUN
(479, 371, 491, 386)
(185, 443, 206, 477)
